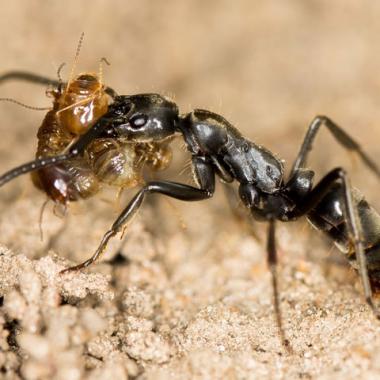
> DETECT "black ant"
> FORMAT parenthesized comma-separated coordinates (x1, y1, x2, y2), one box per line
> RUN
(1, 64, 380, 352)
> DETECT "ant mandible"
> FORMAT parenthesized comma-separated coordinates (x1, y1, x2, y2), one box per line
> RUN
(1, 63, 380, 351)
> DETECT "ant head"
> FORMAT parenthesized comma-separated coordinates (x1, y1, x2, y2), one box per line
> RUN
(103, 94, 179, 142)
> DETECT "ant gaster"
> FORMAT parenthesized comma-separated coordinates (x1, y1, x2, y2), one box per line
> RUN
(1, 70, 380, 351)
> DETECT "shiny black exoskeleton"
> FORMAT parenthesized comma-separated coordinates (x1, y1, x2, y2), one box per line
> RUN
(2, 74, 380, 350)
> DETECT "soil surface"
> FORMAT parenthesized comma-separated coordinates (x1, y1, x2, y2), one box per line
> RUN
(1, 2, 380, 379)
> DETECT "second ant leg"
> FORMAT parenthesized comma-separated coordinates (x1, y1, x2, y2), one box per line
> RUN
(290, 116, 380, 179)
(61, 156, 216, 273)
(267, 219, 291, 352)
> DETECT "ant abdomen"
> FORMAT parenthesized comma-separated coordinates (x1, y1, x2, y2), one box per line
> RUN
(307, 183, 380, 289)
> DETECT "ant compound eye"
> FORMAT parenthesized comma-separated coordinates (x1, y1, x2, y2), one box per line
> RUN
(129, 114, 148, 129)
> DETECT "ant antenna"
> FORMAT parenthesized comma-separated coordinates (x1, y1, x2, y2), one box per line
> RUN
(0, 97, 50, 111)
(98, 57, 118, 99)
(57, 62, 66, 85)
(64, 32, 85, 99)
(98, 57, 111, 87)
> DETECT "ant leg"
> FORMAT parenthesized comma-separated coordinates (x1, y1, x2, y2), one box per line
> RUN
(0, 71, 118, 99)
(61, 157, 215, 273)
(290, 116, 380, 179)
(267, 219, 291, 352)
(0, 71, 60, 87)
(287, 168, 380, 319)
(61, 182, 213, 272)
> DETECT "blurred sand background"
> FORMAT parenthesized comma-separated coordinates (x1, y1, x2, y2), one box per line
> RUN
(1, 1, 380, 379)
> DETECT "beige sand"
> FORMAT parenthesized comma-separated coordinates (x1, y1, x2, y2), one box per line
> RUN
(1, 1, 380, 379)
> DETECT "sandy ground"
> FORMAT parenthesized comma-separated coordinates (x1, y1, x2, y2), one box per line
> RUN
(1, 1, 380, 379)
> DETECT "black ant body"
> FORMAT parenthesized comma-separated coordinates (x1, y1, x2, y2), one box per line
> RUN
(1, 68, 380, 350)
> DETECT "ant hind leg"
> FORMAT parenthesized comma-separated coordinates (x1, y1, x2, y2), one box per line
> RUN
(290, 116, 380, 180)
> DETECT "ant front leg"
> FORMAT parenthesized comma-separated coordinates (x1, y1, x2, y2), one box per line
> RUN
(287, 168, 380, 319)
(290, 115, 380, 179)
(61, 156, 215, 273)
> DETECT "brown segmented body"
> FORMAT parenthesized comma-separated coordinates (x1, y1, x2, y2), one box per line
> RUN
(32, 73, 172, 204)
